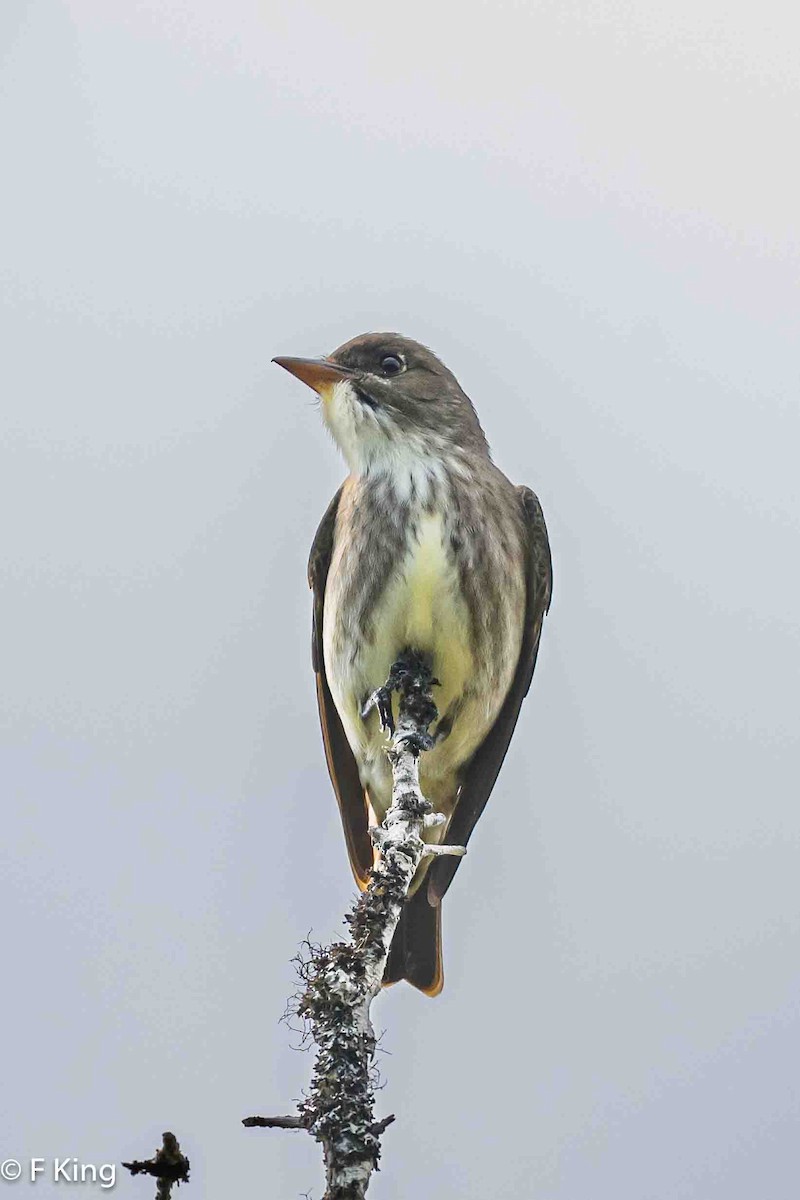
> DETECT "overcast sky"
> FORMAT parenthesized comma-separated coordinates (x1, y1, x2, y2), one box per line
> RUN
(2, 2, 799, 1197)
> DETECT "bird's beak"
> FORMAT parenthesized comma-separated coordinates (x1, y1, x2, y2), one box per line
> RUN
(272, 356, 355, 395)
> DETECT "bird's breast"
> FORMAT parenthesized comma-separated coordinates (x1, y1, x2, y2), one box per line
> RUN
(326, 509, 474, 720)
(386, 511, 474, 697)
(322, 480, 525, 819)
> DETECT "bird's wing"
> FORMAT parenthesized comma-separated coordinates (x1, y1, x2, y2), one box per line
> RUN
(427, 485, 552, 904)
(308, 485, 374, 889)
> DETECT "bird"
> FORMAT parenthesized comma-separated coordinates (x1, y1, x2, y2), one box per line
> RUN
(274, 333, 552, 996)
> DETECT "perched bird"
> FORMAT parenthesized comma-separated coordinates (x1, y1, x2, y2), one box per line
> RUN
(274, 333, 552, 995)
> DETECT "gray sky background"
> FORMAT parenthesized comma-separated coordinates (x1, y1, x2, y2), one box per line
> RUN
(2, 2, 799, 1197)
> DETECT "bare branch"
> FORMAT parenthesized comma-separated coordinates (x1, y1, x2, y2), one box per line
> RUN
(242, 1115, 306, 1130)
(244, 651, 463, 1198)
(370, 1114, 396, 1137)
(422, 843, 467, 857)
(242, 1114, 396, 1136)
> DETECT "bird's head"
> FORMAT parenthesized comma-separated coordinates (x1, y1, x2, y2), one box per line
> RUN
(274, 332, 488, 478)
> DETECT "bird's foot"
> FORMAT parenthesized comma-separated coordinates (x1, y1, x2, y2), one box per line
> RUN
(361, 685, 395, 736)
(362, 650, 440, 742)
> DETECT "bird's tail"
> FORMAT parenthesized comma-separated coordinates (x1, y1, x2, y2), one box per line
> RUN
(382, 888, 443, 996)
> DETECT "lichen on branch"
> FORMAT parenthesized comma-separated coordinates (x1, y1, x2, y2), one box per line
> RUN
(244, 651, 465, 1200)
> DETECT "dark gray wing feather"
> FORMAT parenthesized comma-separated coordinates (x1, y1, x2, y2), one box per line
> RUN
(308, 486, 373, 888)
(427, 485, 552, 904)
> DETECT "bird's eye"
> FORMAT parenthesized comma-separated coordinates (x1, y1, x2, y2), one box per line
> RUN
(380, 354, 405, 377)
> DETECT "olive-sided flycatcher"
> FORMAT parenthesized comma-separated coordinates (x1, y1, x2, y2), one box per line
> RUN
(274, 333, 552, 995)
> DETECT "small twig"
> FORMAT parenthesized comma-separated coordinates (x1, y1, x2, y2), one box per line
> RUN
(242, 1114, 305, 1130)
(245, 651, 463, 1199)
(242, 1114, 396, 1135)
(370, 1115, 396, 1136)
(122, 1132, 190, 1200)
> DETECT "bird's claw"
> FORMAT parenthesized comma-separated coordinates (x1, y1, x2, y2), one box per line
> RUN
(361, 686, 395, 735)
(362, 652, 440, 741)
